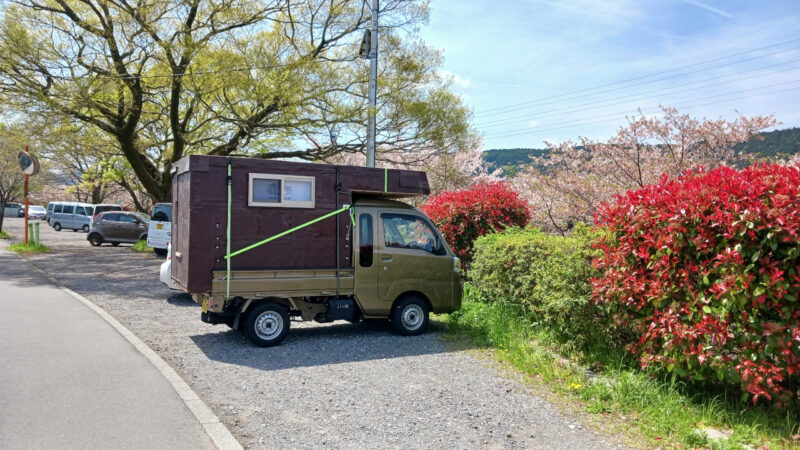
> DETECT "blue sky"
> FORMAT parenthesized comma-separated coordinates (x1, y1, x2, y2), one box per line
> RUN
(420, 0, 800, 150)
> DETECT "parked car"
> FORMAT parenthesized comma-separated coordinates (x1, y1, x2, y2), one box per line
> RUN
(3, 202, 22, 217)
(92, 203, 123, 218)
(50, 202, 95, 232)
(87, 211, 149, 246)
(27, 205, 46, 220)
(147, 203, 171, 256)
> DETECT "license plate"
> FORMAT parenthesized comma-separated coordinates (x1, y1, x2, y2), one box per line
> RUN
(201, 298, 208, 313)
(156, 224, 163, 230)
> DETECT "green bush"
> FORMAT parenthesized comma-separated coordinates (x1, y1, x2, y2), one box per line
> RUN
(469, 224, 601, 338)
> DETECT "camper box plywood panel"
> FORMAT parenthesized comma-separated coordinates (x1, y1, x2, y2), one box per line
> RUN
(171, 155, 429, 293)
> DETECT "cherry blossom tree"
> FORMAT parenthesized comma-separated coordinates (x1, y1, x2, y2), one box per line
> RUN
(513, 106, 777, 233)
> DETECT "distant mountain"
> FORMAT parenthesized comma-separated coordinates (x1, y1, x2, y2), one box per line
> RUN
(735, 127, 800, 159)
(483, 128, 800, 174)
(482, 148, 550, 175)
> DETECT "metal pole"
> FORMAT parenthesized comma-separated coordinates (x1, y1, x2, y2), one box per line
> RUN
(24, 173, 29, 245)
(366, 0, 378, 168)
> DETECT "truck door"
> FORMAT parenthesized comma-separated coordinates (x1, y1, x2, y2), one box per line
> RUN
(353, 211, 382, 314)
(377, 212, 453, 311)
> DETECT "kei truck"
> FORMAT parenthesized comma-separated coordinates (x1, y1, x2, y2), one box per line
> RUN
(169, 155, 462, 346)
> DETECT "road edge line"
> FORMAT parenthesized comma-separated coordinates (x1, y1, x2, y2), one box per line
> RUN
(12, 250, 242, 450)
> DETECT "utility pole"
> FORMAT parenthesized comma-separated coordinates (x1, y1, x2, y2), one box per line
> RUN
(366, 0, 378, 168)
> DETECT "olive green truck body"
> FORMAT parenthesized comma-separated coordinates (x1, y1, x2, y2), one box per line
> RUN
(170, 156, 461, 346)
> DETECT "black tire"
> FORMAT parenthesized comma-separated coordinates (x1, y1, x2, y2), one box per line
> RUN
(154, 247, 168, 256)
(82, 224, 89, 232)
(243, 302, 290, 347)
(53, 223, 61, 231)
(88, 233, 103, 247)
(390, 296, 430, 336)
(111, 242, 120, 247)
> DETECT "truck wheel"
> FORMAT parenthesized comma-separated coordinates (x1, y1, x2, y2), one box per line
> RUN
(53, 223, 61, 231)
(244, 302, 290, 347)
(391, 296, 429, 336)
(154, 247, 167, 256)
(88, 233, 103, 246)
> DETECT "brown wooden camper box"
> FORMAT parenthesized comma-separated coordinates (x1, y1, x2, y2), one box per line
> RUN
(170, 155, 430, 293)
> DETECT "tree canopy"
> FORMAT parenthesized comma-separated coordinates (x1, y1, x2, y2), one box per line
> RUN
(0, 0, 476, 202)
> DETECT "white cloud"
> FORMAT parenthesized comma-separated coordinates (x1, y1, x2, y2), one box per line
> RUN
(528, 120, 541, 128)
(440, 70, 472, 89)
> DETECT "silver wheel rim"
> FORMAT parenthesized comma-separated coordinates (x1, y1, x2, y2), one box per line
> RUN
(401, 304, 424, 331)
(254, 311, 283, 341)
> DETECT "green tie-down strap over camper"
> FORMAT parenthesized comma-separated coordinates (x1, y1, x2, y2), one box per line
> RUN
(224, 202, 355, 299)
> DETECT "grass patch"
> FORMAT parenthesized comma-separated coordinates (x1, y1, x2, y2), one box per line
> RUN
(0, 230, 11, 239)
(435, 285, 800, 449)
(8, 242, 50, 253)
(131, 239, 152, 252)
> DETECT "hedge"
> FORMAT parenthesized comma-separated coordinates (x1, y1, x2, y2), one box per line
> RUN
(469, 225, 601, 338)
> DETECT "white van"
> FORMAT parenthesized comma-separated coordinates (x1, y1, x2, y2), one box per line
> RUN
(146, 203, 171, 256)
(50, 202, 95, 232)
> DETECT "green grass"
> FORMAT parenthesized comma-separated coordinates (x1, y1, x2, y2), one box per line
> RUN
(131, 239, 152, 252)
(8, 242, 50, 253)
(0, 230, 11, 239)
(435, 285, 800, 449)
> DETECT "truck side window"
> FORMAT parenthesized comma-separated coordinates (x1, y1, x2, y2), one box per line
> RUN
(359, 214, 373, 267)
(381, 213, 445, 255)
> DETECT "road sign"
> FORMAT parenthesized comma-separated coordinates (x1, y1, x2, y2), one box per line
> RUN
(18, 151, 40, 176)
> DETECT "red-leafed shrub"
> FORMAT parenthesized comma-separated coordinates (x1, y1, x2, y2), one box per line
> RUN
(421, 182, 531, 262)
(592, 164, 800, 403)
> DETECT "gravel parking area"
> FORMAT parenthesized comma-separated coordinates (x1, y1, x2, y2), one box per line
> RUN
(3, 216, 622, 449)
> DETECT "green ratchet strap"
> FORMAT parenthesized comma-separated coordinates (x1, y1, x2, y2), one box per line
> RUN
(349, 207, 356, 227)
(226, 161, 232, 300)
(384, 168, 388, 193)
(225, 204, 353, 260)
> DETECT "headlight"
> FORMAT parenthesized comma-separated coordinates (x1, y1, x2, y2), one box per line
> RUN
(453, 257, 461, 273)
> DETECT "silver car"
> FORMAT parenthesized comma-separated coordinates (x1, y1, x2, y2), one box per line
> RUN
(50, 202, 95, 232)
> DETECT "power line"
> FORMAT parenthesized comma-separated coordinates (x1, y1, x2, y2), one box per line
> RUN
(485, 81, 800, 140)
(476, 62, 800, 128)
(474, 38, 800, 118)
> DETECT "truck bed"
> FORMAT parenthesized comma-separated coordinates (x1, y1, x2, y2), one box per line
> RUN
(210, 268, 355, 300)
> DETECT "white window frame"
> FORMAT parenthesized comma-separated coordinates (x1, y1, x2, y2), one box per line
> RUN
(248, 173, 316, 208)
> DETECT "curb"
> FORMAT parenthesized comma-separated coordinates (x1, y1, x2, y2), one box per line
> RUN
(13, 250, 242, 450)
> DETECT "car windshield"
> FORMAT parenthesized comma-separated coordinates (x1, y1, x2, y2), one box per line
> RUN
(134, 212, 150, 223)
(30, 206, 45, 212)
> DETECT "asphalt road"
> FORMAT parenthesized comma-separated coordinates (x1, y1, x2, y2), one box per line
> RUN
(1, 216, 624, 449)
(0, 235, 214, 449)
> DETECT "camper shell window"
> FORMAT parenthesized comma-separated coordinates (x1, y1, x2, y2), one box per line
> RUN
(248, 173, 315, 208)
